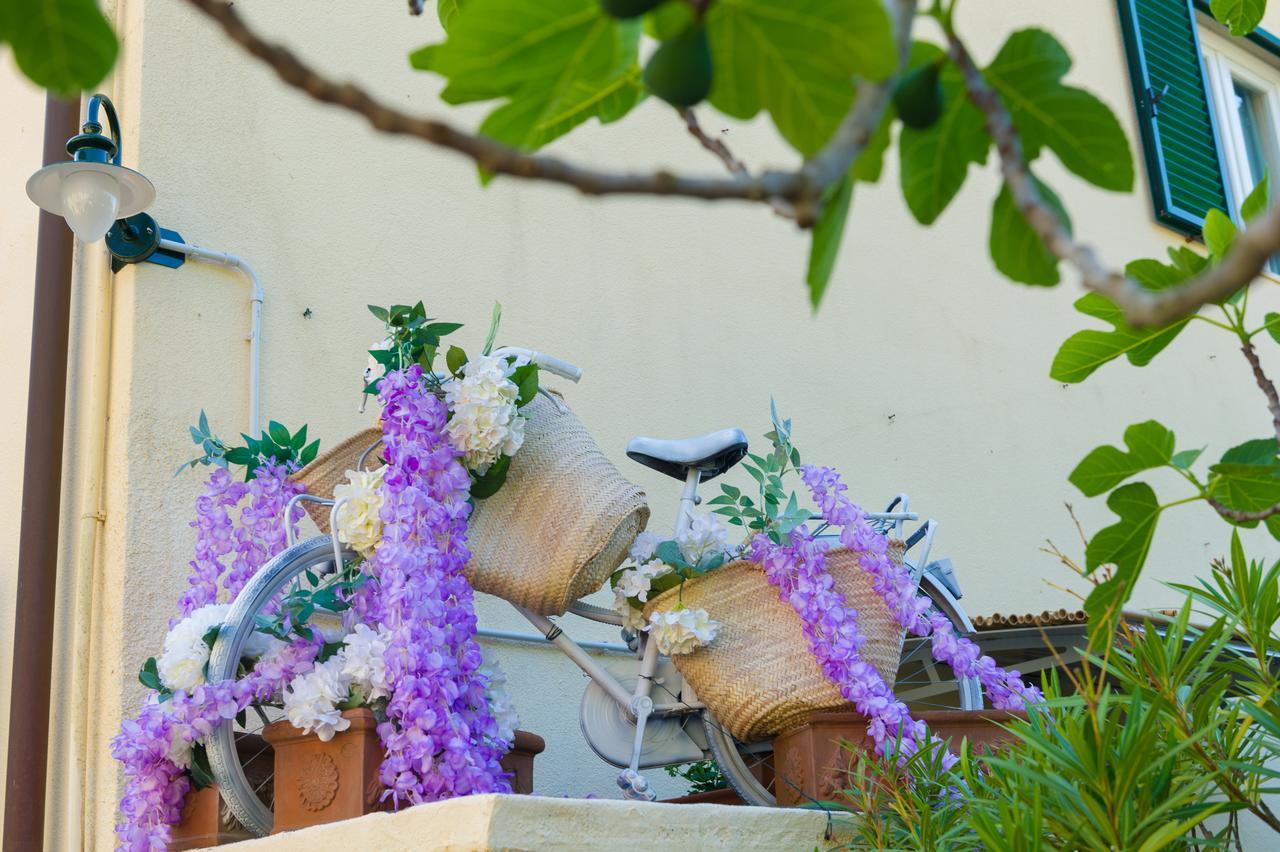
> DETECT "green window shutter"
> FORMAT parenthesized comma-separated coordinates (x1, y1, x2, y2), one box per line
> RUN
(1116, 0, 1230, 235)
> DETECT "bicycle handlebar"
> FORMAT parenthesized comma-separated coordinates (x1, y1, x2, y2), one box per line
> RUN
(492, 346, 583, 383)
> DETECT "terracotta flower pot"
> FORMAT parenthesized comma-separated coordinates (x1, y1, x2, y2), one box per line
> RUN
(499, 730, 545, 795)
(662, 787, 747, 806)
(770, 710, 1027, 806)
(263, 708, 385, 834)
(169, 734, 272, 849)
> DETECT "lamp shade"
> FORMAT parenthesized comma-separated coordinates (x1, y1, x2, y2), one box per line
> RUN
(26, 161, 155, 243)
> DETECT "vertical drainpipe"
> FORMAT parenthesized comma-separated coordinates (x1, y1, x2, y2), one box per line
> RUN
(3, 94, 81, 851)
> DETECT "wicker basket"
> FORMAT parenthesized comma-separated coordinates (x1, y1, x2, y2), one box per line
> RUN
(290, 428, 384, 531)
(643, 544, 907, 742)
(291, 392, 648, 616)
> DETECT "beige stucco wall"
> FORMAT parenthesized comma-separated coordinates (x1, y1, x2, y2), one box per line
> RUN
(6, 0, 1280, 848)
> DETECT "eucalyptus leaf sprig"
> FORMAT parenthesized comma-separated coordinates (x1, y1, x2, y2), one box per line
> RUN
(177, 411, 319, 480)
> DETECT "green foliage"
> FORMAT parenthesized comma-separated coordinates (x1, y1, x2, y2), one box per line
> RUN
(364, 301, 465, 393)
(664, 759, 727, 794)
(1207, 438, 1280, 537)
(805, 174, 853, 308)
(0, 0, 118, 96)
(1050, 247, 1203, 383)
(1212, 0, 1268, 37)
(898, 44, 989, 226)
(411, 0, 644, 156)
(984, 29, 1133, 193)
(1069, 420, 1175, 497)
(703, 0, 895, 155)
(989, 175, 1071, 285)
(176, 411, 319, 480)
(1084, 482, 1162, 623)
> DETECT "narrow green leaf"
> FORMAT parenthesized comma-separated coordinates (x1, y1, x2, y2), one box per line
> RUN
(482, 301, 502, 355)
(1241, 173, 1270, 222)
(367, 304, 390, 322)
(806, 174, 853, 308)
(1171, 448, 1204, 470)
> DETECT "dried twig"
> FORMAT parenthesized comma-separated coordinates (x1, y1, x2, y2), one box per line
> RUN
(181, 0, 916, 226)
(947, 33, 1280, 328)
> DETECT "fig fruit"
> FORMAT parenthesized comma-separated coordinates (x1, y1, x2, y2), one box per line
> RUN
(599, 0, 666, 19)
(893, 60, 945, 130)
(643, 24, 713, 107)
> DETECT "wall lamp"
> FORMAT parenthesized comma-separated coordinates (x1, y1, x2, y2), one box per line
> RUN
(26, 93, 189, 270)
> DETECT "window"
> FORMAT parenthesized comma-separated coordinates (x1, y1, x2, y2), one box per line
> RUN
(1202, 29, 1280, 217)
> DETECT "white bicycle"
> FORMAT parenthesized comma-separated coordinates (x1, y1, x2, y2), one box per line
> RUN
(205, 348, 980, 835)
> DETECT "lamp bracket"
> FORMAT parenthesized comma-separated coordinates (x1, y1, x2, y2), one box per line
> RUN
(106, 213, 186, 272)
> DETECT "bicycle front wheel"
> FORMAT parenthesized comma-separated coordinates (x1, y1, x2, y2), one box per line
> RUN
(703, 571, 981, 807)
(205, 535, 347, 837)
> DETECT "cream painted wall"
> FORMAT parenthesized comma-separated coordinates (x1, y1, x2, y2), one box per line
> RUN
(8, 0, 1280, 847)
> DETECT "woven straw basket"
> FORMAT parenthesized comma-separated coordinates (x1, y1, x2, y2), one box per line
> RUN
(643, 543, 907, 742)
(290, 428, 385, 531)
(291, 392, 649, 616)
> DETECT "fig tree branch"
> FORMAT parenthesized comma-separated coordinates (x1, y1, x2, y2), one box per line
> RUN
(180, 0, 914, 224)
(947, 31, 1280, 329)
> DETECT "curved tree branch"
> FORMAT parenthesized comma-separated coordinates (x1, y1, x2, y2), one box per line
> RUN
(180, 0, 915, 226)
(947, 33, 1280, 329)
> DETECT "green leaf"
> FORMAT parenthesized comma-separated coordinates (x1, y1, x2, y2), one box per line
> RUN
(1208, 440, 1280, 530)
(704, 0, 896, 156)
(655, 540, 693, 571)
(1203, 208, 1237, 260)
(1070, 421, 1176, 497)
(899, 45, 990, 225)
(415, 0, 643, 158)
(367, 304, 390, 322)
(290, 424, 307, 452)
(1050, 248, 1202, 382)
(0, 0, 118, 96)
(983, 29, 1133, 192)
(1241, 174, 1270, 222)
(1211, 0, 1267, 36)
(189, 743, 215, 790)
(438, 0, 463, 30)
(510, 363, 540, 406)
(1264, 312, 1280, 345)
(447, 345, 468, 376)
(138, 658, 163, 692)
(1171, 448, 1204, 470)
(806, 174, 853, 308)
(470, 454, 512, 499)
(301, 439, 321, 467)
(1085, 481, 1162, 584)
(989, 175, 1071, 285)
(482, 301, 502, 355)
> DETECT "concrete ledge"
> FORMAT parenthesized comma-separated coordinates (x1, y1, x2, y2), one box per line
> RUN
(211, 794, 854, 851)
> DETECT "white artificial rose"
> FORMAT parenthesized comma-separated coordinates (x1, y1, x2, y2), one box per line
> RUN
(444, 352, 528, 475)
(628, 531, 663, 565)
(333, 466, 386, 557)
(341, 623, 392, 702)
(676, 513, 730, 565)
(479, 659, 520, 744)
(283, 656, 352, 742)
(645, 607, 721, 656)
(157, 603, 231, 693)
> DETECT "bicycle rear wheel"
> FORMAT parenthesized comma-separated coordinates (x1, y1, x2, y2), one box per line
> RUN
(703, 571, 980, 806)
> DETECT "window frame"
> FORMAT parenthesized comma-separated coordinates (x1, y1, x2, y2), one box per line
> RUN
(1199, 26, 1280, 217)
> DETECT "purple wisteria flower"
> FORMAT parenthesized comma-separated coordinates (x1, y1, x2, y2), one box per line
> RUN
(367, 366, 510, 807)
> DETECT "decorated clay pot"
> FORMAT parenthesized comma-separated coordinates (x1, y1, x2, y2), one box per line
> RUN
(169, 734, 271, 849)
(263, 708, 384, 834)
(499, 730, 545, 795)
(770, 710, 1027, 807)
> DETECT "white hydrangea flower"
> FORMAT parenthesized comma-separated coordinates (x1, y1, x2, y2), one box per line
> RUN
(614, 560, 674, 603)
(676, 512, 730, 565)
(444, 352, 528, 475)
(333, 466, 386, 557)
(341, 623, 392, 702)
(612, 587, 648, 632)
(479, 659, 520, 744)
(283, 655, 352, 742)
(628, 530, 663, 565)
(157, 603, 231, 693)
(646, 607, 721, 655)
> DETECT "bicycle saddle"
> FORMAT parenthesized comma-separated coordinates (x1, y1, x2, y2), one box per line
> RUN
(626, 428, 749, 482)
